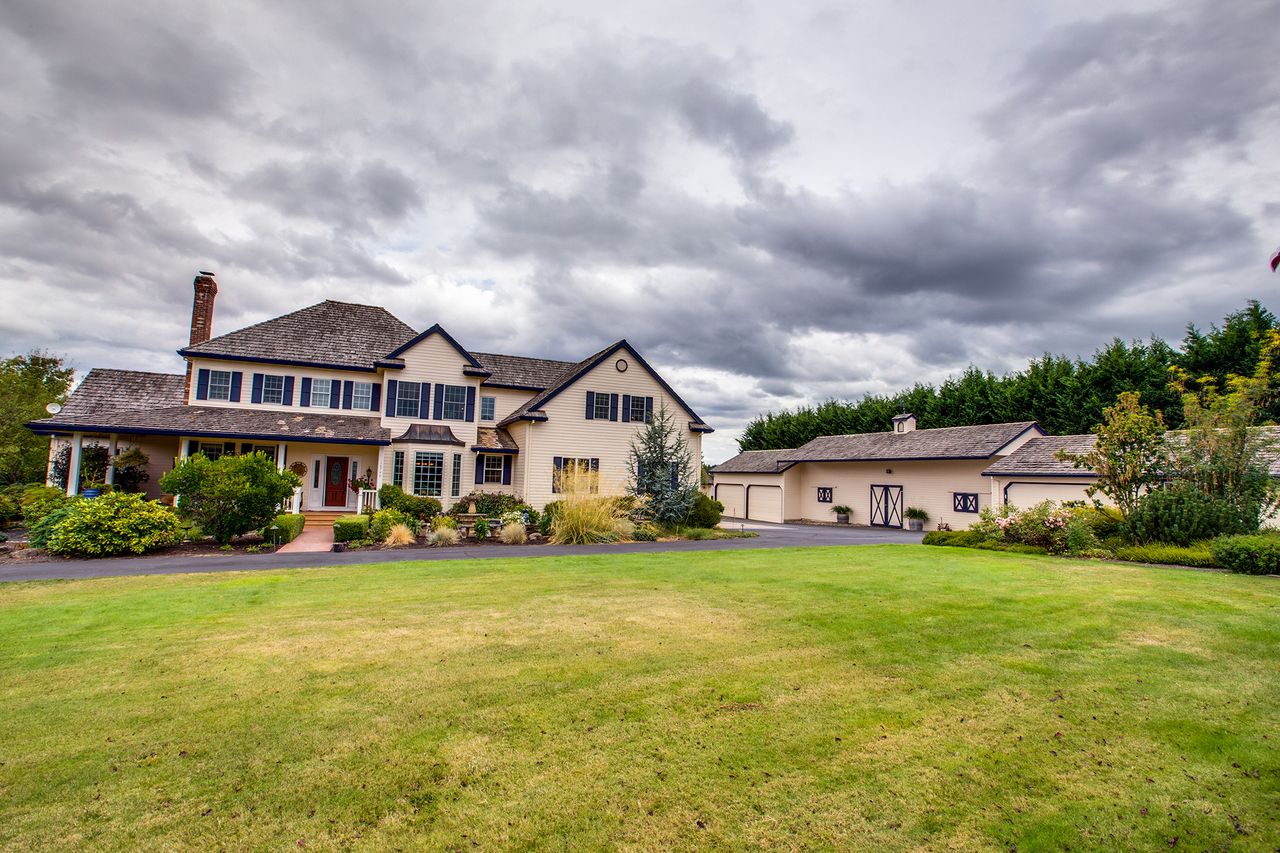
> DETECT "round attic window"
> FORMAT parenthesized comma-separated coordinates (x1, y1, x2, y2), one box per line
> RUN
(615, 358, 628, 372)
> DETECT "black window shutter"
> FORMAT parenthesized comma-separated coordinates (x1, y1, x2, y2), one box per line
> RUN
(645, 396, 654, 423)
(609, 393, 618, 421)
(282, 376, 294, 405)
(229, 372, 243, 402)
(465, 386, 476, 421)
(432, 383, 443, 419)
(475, 454, 485, 484)
(621, 395, 631, 422)
(342, 380, 354, 409)
(370, 383, 381, 412)
(328, 380, 339, 409)
(552, 456, 563, 493)
(251, 373, 264, 404)
(385, 379, 398, 416)
(195, 369, 210, 400)
(300, 377, 312, 407)
(502, 456, 512, 486)
(585, 391, 595, 420)
(590, 458, 599, 473)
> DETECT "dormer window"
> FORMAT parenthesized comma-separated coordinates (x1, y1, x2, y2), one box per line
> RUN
(896, 422, 904, 433)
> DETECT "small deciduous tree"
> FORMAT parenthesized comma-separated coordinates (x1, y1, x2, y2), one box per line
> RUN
(1057, 391, 1168, 517)
(627, 402, 697, 527)
(0, 352, 74, 485)
(160, 452, 301, 544)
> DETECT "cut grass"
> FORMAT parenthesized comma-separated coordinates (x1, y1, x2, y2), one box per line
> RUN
(0, 545, 1277, 850)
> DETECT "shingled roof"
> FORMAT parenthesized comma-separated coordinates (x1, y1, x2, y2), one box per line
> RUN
(781, 421, 1043, 464)
(474, 426, 520, 452)
(982, 435, 1098, 477)
(712, 449, 796, 474)
(180, 300, 418, 370)
(28, 404, 390, 444)
(468, 352, 577, 389)
(58, 369, 186, 417)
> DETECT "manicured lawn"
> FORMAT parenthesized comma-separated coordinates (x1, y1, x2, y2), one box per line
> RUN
(0, 547, 1276, 850)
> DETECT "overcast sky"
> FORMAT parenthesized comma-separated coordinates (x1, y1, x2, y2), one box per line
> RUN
(2, 0, 1277, 462)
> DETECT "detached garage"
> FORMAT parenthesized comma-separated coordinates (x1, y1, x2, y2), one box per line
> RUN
(711, 415, 1046, 530)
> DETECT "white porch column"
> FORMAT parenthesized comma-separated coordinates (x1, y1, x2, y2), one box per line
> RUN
(45, 438, 58, 487)
(278, 443, 287, 472)
(104, 434, 119, 487)
(66, 432, 84, 497)
(374, 446, 386, 490)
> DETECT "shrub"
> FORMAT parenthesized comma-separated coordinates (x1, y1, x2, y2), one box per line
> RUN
(550, 493, 631, 544)
(1114, 542, 1219, 568)
(1126, 485, 1252, 546)
(44, 492, 183, 557)
(432, 515, 458, 531)
(685, 493, 724, 528)
(28, 503, 78, 549)
(499, 522, 527, 545)
(261, 513, 305, 545)
(332, 514, 370, 543)
(429, 526, 460, 546)
(377, 484, 441, 521)
(383, 523, 416, 546)
(632, 523, 659, 541)
(160, 452, 301, 544)
(369, 508, 421, 542)
(21, 486, 71, 528)
(921, 530, 987, 547)
(1063, 515, 1102, 555)
(974, 501, 1074, 553)
(472, 518, 490, 539)
(973, 541, 1049, 555)
(540, 502, 561, 536)
(0, 491, 19, 524)
(448, 491, 524, 518)
(1211, 534, 1280, 575)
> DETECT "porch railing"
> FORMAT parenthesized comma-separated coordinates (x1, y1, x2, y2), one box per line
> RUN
(358, 488, 379, 514)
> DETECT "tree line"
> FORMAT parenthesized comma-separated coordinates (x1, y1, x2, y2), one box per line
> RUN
(737, 301, 1279, 452)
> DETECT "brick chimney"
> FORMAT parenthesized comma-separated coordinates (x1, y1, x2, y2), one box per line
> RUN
(184, 271, 218, 400)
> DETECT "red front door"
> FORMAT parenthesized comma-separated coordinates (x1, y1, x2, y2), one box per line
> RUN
(325, 456, 349, 507)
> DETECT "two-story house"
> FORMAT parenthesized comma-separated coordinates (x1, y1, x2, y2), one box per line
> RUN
(28, 272, 713, 515)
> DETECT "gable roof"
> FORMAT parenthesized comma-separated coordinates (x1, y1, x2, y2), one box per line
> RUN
(712, 448, 797, 474)
(384, 323, 484, 369)
(58, 369, 186, 418)
(782, 421, 1044, 464)
(180, 300, 417, 371)
(982, 434, 1098, 477)
(498, 340, 711, 431)
(469, 352, 578, 390)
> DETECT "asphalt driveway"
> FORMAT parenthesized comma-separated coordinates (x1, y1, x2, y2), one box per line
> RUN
(0, 522, 922, 583)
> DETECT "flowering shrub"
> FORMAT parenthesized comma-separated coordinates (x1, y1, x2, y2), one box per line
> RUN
(973, 501, 1094, 554)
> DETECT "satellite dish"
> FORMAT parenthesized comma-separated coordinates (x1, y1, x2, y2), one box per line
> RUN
(45, 402, 62, 415)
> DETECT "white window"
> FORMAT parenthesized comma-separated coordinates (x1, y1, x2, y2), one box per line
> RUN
(396, 383, 420, 418)
(352, 381, 373, 411)
(480, 396, 496, 421)
(441, 385, 467, 420)
(592, 392, 611, 420)
(483, 455, 504, 484)
(208, 370, 232, 401)
(262, 374, 284, 405)
(310, 378, 332, 408)
(451, 453, 462, 497)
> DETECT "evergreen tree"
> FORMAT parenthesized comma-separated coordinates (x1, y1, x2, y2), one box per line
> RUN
(627, 402, 697, 527)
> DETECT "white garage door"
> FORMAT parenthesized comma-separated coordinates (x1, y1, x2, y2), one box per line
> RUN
(1004, 481, 1093, 506)
(747, 485, 783, 524)
(716, 483, 746, 518)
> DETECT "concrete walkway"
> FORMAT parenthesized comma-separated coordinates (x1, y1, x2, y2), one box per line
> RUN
(0, 522, 923, 583)
(275, 523, 335, 554)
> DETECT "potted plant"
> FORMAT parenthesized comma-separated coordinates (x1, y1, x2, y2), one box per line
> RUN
(832, 505, 852, 524)
(904, 506, 929, 531)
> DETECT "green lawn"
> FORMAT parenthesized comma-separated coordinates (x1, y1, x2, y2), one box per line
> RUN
(1, 547, 1276, 851)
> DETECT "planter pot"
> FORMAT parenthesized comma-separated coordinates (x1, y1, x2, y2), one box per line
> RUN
(836, 513, 849, 524)
(907, 519, 924, 531)
(81, 488, 101, 499)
